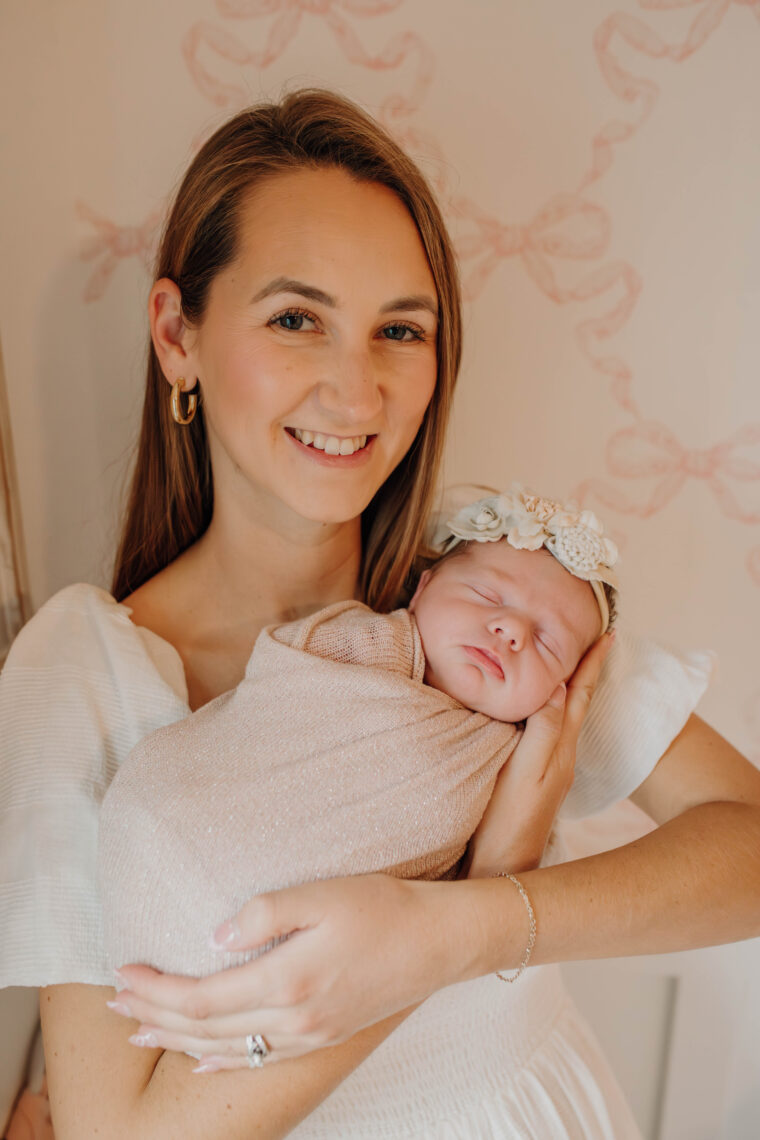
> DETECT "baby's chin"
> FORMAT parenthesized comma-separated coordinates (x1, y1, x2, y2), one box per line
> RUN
(424, 664, 544, 723)
(466, 682, 573, 724)
(464, 697, 532, 724)
(439, 684, 534, 724)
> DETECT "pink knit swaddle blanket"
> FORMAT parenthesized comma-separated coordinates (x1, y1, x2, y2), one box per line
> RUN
(98, 601, 519, 977)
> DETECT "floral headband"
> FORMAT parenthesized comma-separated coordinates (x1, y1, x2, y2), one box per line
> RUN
(439, 486, 619, 634)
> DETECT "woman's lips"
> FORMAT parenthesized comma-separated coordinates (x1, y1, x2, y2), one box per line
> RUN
(463, 645, 505, 680)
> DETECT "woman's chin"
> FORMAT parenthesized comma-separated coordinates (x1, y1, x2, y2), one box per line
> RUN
(279, 486, 376, 529)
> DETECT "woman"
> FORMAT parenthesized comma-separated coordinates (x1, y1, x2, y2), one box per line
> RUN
(3, 89, 759, 1139)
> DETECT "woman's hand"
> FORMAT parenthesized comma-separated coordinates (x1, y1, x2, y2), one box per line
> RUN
(111, 872, 481, 1070)
(463, 631, 615, 879)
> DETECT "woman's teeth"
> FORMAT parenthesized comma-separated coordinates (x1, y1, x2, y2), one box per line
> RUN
(292, 429, 368, 456)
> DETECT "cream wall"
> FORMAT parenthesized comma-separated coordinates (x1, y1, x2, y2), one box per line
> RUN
(2, 0, 758, 762)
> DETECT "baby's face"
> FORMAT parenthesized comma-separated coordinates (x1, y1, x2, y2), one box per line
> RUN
(409, 540, 601, 722)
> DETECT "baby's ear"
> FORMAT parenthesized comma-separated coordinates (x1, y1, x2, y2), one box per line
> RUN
(408, 569, 433, 612)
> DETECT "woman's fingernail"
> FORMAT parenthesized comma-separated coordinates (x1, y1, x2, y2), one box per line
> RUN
(210, 919, 240, 950)
(192, 1055, 225, 1073)
(106, 1000, 131, 1017)
(113, 968, 128, 991)
(549, 682, 566, 706)
(129, 1032, 159, 1048)
(607, 629, 617, 643)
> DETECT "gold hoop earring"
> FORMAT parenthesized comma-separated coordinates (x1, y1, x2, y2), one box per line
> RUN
(170, 378, 197, 426)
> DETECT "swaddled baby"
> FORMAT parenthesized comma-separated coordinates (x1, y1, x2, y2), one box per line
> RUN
(99, 487, 618, 977)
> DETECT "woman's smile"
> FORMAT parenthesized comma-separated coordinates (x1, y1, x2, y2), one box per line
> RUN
(285, 427, 376, 466)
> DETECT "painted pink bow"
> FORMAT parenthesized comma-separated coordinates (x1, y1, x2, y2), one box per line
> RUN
(454, 193, 641, 413)
(183, 0, 428, 117)
(582, 0, 760, 189)
(78, 203, 162, 303)
(454, 193, 611, 302)
(579, 419, 760, 523)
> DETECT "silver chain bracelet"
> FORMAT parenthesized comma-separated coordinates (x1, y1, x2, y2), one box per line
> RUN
(493, 872, 537, 984)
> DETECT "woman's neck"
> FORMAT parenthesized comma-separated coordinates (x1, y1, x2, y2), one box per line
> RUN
(126, 501, 363, 708)
(189, 507, 363, 628)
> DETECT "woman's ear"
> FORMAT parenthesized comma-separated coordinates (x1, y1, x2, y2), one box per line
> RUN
(408, 568, 433, 612)
(149, 277, 198, 393)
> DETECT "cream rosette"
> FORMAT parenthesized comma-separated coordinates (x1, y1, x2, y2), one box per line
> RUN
(442, 486, 619, 634)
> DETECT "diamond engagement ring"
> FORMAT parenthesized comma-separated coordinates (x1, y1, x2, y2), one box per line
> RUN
(245, 1033, 270, 1068)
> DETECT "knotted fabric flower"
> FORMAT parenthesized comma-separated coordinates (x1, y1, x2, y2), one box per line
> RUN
(545, 510, 618, 585)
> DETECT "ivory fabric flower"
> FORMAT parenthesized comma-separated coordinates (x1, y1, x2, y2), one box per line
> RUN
(505, 517, 545, 550)
(515, 490, 566, 523)
(445, 496, 510, 543)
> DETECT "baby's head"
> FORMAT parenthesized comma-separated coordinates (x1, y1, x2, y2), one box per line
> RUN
(409, 489, 619, 723)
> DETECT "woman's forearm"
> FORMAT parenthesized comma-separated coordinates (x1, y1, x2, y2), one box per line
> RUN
(42, 982, 417, 1140)
(465, 801, 760, 977)
(138, 1008, 416, 1140)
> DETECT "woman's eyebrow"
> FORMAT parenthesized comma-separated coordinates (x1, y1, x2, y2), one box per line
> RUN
(250, 277, 438, 318)
(379, 295, 438, 318)
(251, 277, 335, 307)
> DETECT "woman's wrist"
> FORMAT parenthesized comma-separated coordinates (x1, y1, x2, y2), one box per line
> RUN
(443, 876, 536, 982)
(465, 843, 544, 880)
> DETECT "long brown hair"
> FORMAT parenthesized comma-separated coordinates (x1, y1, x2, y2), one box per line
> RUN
(112, 89, 462, 611)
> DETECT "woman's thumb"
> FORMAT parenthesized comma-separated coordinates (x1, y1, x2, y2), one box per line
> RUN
(547, 682, 567, 710)
(520, 682, 566, 748)
(210, 886, 309, 951)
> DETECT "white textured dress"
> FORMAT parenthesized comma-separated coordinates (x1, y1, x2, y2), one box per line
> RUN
(0, 585, 713, 1139)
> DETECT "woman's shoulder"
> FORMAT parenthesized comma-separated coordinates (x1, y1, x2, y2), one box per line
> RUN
(3, 580, 188, 712)
(6, 583, 128, 666)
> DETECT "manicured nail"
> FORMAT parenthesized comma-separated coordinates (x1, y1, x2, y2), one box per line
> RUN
(129, 1032, 159, 1048)
(607, 629, 617, 643)
(106, 1000, 131, 1017)
(209, 919, 240, 950)
(192, 1061, 219, 1074)
(113, 968, 128, 991)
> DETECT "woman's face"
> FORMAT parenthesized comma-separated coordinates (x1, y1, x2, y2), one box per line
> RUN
(184, 166, 439, 528)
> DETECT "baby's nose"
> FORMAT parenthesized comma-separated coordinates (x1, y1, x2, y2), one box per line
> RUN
(487, 610, 528, 650)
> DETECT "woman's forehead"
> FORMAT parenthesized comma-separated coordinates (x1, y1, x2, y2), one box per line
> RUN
(233, 167, 434, 289)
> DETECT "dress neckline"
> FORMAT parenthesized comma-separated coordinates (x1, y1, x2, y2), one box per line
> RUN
(93, 585, 192, 710)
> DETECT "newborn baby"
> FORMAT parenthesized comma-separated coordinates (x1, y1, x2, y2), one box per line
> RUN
(99, 488, 618, 977)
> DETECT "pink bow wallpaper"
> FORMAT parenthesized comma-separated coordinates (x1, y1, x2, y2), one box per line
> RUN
(1, 3, 759, 1134)
(1, 0, 758, 752)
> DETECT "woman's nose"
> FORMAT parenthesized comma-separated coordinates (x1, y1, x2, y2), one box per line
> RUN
(488, 610, 528, 651)
(317, 348, 383, 424)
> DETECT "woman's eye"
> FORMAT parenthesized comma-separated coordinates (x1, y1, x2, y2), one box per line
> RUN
(268, 308, 317, 332)
(381, 323, 425, 342)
